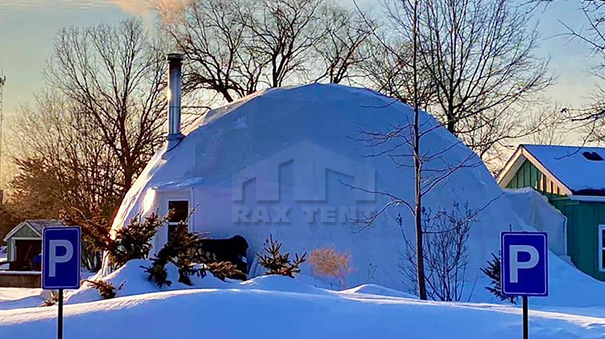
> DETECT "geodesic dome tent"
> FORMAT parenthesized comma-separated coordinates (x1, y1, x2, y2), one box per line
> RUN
(107, 83, 558, 295)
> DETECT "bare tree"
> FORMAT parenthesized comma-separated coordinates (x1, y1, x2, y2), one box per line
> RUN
(160, 0, 255, 102)
(351, 0, 489, 300)
(312, 5, 375, 84)
(159, 0, 371, 103)
(6, 19, 166, 268)
(556, 1, 605, 143)
(7, 91, 126, 269)
(535, 1, 605, 52)
(359, 36, 417, 103)
(45, 18, 167, 192)
(521, 1, 605, 147)
(410, 0, 428, 300)
(7, 91, 122, 221)
(399, 203, 476, 301)
(527, 105, 571, 145)
(365, 0, 553, 166)
(242, 0, 325, 87)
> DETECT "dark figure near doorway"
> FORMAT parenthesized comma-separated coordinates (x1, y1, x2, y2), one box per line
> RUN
(200, 235, 249, 279)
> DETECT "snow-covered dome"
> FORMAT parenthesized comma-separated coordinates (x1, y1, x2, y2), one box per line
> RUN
(109, 83, 569, 299)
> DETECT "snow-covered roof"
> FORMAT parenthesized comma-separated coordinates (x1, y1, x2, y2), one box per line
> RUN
(498, 144, 605, 195)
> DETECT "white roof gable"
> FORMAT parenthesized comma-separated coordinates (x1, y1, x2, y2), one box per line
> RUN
(499, 144, 605, 195)
(3, 219, 66, 241)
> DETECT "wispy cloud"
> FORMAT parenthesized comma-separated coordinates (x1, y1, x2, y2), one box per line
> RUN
(0, 0, 112, 10)
(108, 0, 192, 15)
(0, 0, 191, 14)
(108, 0, 152, 15)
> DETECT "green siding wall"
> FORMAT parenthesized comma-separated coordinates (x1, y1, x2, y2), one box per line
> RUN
(581, 203, 597, 278)
(507, 160, 542, 190)
(538, 196, 605, 281)
(506, 160, 566, 196)
(551, 199, 586, 274)
(505, 159, 605, 281)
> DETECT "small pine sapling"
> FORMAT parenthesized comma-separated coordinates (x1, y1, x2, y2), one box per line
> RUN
(63, 211, 170, 270)
(480, 252, 516, 304)
(143, 220, 210, 287)
(206, 261, 245, 281)
(83, 279, 125, 299)
(257, 235, 307, 278)
(109, 213, 168, 268)
(143, 259, 173, 287)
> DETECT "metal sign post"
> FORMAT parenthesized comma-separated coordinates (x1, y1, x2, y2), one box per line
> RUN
(523, 296, 528, 339)
(58, 289, 64, 339)
(42, 227, 81, 339)
(501, 231, 549, 339)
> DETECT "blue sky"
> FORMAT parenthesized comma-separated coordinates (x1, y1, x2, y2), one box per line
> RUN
(0, 0, 601, 126)
(0, 1, 126, 115)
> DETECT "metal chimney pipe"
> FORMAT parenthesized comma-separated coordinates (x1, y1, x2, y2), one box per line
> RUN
(166, 53, 184, 148)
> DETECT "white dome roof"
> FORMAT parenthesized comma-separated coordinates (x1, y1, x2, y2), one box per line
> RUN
(109, 83, 571, 299)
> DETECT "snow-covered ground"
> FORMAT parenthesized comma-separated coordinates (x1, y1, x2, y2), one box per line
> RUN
(0, 260, 605, 338)
(0, 288, 47, 311)
(1, 280, 605, 338)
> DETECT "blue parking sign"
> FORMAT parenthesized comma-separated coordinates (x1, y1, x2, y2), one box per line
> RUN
(42, 227, 81, 290)
(501, 232, 548, 296)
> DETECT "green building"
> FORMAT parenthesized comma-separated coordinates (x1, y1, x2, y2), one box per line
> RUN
(3, 219, 65, 271)
(498, 144, 605, 280)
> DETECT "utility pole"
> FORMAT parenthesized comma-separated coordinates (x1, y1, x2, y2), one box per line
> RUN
(0, 75, 5, 202)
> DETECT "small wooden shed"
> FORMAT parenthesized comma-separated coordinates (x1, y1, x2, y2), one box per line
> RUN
(3, 219, 65, 271)
(498, 144, 605, 280)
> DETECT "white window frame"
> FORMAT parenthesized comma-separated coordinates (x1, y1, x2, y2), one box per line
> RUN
(167, 200, 190, 240)
(599, 225, 605, 272)
(154, 189, 194, 251)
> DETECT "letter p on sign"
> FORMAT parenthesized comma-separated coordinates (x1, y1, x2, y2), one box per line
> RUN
(48, 240, 74, 277)
(43, 227, 81, 290)
(501, 232, 548, 297)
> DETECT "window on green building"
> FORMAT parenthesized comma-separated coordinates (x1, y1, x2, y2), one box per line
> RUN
(598, 225, 605, 271)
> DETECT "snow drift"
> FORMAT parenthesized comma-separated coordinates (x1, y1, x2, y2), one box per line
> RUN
(503, 188, 567, 256)
(3, 279, 605, 339)
(66, 260, 229, 305)
(2, 250, 605, 338)
(66, 260, 337, 305)
(106, 83, 602, 302)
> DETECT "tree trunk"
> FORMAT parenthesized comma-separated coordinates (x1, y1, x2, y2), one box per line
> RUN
(414, 140, 427, 300)
(412, 0, 427, 301)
